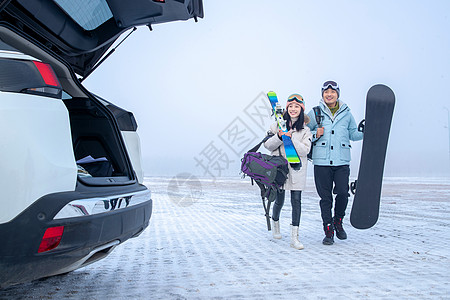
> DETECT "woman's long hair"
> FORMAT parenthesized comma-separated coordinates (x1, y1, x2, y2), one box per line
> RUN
(284, 106, 305, 131)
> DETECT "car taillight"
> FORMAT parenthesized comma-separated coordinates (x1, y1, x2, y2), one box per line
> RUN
(38, 226, 64, 253)
(32, 61, 60, 87)
(25, 61, 62, 98)
(0, 58, 62, 99)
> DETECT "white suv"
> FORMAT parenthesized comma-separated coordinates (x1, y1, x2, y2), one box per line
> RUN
(0, 0, 203, 288)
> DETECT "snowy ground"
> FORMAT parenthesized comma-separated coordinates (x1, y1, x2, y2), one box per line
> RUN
(1, 176, 449, 299)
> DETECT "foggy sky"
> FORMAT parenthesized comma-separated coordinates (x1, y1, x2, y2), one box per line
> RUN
(84, 0, 450, 178)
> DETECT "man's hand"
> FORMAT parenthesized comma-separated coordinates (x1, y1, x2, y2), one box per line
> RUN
(358, 119, 365, 132)
(316, 127, 324, 138)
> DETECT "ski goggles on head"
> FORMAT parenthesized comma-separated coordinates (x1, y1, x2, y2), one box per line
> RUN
(322, 80, 339, 91)
(287, 93, 304, 104)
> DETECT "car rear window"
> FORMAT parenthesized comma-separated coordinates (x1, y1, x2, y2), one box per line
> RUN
(53, 0, 113, 30)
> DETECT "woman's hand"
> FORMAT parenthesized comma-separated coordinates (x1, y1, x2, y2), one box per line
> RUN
(278, 130, 293, 138)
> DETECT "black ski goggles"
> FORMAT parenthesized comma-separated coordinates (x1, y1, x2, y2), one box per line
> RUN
(322, 80, 339, 90)
(287, 93, 304, 104)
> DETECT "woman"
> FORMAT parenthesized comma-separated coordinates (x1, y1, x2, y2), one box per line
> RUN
(264, 94, 312, 250)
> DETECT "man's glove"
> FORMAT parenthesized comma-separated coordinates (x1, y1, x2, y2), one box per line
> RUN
(358, 119, 365, 132)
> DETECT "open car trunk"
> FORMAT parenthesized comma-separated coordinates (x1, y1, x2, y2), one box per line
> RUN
(0, 0, 203, 288)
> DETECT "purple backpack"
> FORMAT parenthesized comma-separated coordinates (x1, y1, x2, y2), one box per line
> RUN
(241, 135, 289, 230)
(241, 152, 288, 195)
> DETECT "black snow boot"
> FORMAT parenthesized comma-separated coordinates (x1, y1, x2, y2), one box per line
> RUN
(334, 217, 347, 240)
(322, 223, 334, 245)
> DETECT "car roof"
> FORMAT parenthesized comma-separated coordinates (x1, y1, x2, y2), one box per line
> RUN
(0, 0, 203, 78)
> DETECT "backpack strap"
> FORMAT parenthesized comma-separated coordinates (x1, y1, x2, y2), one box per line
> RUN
(255, 181, 272, 231)
(312, 106, 323, 140)
(313, 105, 322, 124)
(247, 132, 274, 153)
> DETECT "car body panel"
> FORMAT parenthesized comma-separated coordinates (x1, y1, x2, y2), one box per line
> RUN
(0, 91, 77, 223)
(121, 131, 144, 184)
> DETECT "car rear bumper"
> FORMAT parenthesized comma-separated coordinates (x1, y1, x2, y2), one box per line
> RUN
(0, 185, 152, 289)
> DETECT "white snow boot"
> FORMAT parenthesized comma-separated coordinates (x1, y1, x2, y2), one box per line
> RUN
(272, 220, 282, 239)
(290, 225, 304, 250)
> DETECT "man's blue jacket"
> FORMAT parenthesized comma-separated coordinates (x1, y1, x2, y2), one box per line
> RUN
(307, 100, 363, 166)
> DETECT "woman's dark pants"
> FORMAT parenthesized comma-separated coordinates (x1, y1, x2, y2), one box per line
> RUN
(271, 190, 302, 226)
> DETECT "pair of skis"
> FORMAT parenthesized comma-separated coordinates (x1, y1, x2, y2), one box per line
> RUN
(267, 91, 301, 170)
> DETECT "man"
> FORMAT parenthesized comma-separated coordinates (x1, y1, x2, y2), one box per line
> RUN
(307, 81, 363, 245)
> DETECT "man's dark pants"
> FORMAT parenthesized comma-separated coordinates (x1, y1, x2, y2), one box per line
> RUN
(314, 165, 350, 225)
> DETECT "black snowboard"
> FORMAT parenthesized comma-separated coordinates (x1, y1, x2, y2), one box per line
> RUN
(350, 84, 395, 229)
